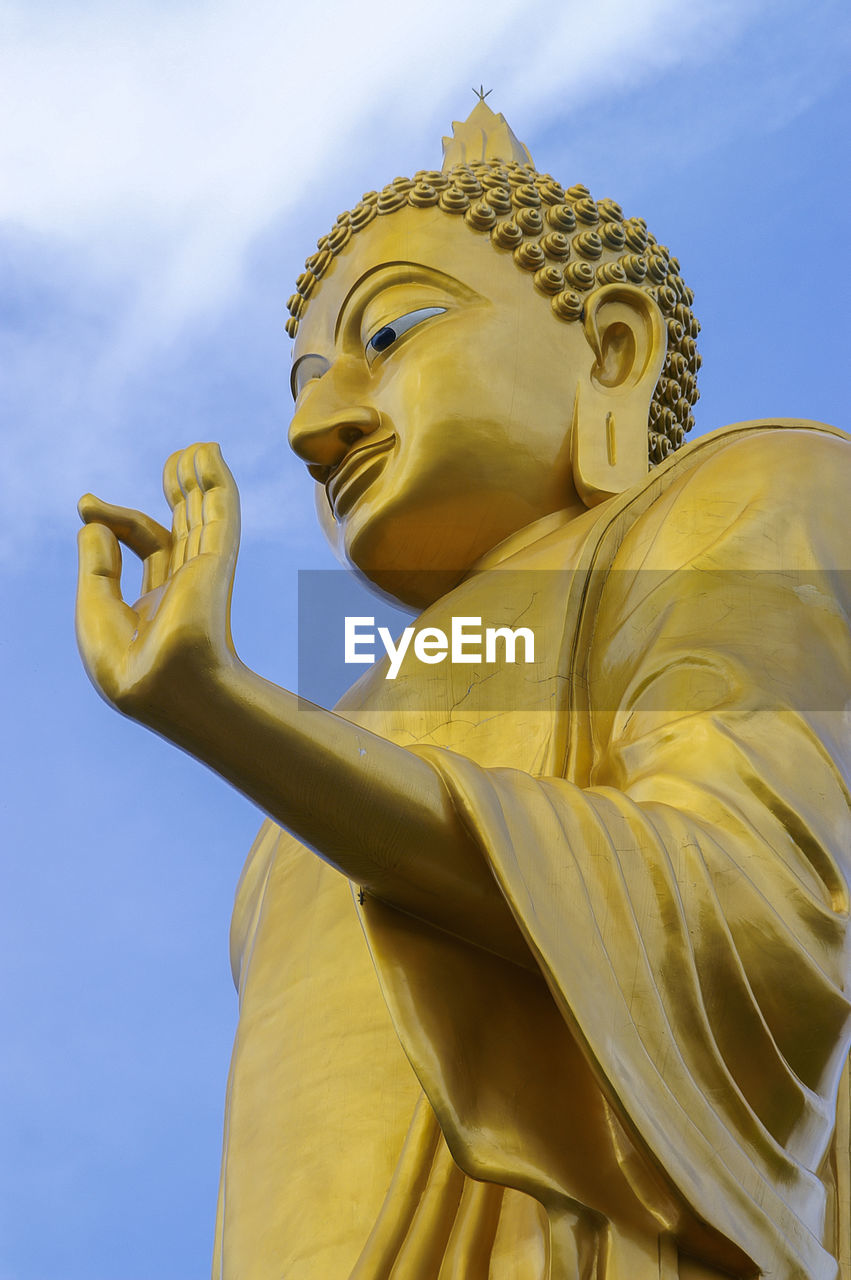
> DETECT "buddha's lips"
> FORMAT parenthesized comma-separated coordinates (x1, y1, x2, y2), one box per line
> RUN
(327, 435, 396, 512)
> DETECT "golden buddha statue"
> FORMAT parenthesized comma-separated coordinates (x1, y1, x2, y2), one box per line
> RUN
(76, 101, 851, 1279)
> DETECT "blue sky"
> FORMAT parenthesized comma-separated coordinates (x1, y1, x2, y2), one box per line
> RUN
(1, 0, 848, 1275)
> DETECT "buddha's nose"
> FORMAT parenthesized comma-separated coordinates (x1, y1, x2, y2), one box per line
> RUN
(288, 402, 382, 473)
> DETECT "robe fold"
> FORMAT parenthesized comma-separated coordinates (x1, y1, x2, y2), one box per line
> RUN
(216, 421, 851, 1280)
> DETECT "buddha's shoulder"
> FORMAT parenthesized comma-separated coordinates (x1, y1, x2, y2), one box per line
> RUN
(619, 419, 849, 529)
(654, 419, 850, 504)
(598, 420, 850, 573)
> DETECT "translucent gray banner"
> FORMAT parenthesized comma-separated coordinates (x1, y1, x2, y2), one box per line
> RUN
(297, 569, 851, 714)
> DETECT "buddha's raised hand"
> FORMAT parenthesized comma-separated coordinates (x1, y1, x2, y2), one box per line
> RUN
(76, 442, 240, 726)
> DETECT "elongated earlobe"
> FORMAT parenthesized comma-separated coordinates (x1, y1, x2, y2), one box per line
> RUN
(571, 390, 643, 506)
(571, 284, 667, 505)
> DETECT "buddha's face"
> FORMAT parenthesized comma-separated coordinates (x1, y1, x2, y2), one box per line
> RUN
(289, 206, 592, 607)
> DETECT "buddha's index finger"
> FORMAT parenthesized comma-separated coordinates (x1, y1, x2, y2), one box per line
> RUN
(78, 493, 171, 561)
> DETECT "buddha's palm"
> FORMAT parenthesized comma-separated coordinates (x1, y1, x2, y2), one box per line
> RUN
(76, 442, 240, 725)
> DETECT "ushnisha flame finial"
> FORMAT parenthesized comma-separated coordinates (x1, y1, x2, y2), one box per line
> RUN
(441, 97, 533, 170)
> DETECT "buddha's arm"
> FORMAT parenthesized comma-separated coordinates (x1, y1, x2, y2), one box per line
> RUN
(75, 442, 530, 968)
(151, 659, 531, 965)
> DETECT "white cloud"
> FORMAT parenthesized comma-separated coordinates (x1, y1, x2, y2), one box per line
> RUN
(1, 0, 763, 328)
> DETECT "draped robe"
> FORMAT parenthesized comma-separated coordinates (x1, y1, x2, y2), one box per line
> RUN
(213, 422, 851, 1280)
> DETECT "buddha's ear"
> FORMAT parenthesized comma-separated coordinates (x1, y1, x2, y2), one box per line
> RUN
(571, 283, 667, 506)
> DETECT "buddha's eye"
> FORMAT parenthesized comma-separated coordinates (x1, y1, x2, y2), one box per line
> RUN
(365, 307, 446, 366)
(290, 353, 331, 401)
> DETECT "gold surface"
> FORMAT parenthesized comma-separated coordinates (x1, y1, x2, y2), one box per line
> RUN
(77, 104, 850, 1279)
(286, 100, 702, 465)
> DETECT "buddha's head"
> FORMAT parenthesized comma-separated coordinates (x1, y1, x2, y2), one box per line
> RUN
(287, 101, 700, 608)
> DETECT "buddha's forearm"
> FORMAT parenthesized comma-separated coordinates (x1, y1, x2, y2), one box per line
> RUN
(146, 655, 532, 967)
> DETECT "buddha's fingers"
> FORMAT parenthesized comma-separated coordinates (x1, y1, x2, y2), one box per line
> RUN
(77, 494, 172, 594)
(163, 450, 189, 575)
(177, 446, 205, 562)
(165, 443, 238, 566)
(76, 521, 139, 698)
(194, 443, 241, 562)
